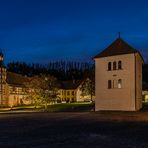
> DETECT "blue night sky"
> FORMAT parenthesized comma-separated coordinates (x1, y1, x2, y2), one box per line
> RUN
(0, 0, 148, 63)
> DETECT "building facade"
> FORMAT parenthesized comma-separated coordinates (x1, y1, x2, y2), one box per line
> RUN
(0, 52, 92, 107)
(58, 80, 92, 103)
(94, 37, 144, 111)
(0, 53, 30, 107)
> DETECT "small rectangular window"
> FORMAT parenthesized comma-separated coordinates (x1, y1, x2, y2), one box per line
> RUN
(108, 80, 112, 89)
(108, 62, 111, 71)
(118, 79, 122, 88)
(72, 91, 74, 95)
(67, 91, 70, 95)
(118, 61, 122, 69)
(113, 61, 116, 70)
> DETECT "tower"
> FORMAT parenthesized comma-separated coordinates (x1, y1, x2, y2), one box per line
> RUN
(94, 37, 144, 111)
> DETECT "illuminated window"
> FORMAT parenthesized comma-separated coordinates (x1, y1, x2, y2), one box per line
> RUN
(108, 62, 111, 71)
(108, 80, 112, 89)
(113, 61, 116, 70)
(118, 79, 122, 88)
(118, 61, 122, 69)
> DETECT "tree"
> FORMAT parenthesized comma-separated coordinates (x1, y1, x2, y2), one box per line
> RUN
(80, 78, 95, 102)
(25, 76, 42, 108)
(38, 74, 59, 110)
(25, 74, 59, 110)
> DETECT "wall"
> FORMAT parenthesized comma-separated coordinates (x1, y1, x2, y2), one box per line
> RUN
(7, 85, 31, 107)
(135, 53, 143, 110)
(60, 89, 76, 102)
(95, 53, 136, 111)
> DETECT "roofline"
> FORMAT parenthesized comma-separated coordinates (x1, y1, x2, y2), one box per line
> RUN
(135, 51, 145, 64)
(93, 51, 142, 60)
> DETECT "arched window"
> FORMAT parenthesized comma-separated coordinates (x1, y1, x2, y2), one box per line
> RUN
(108, 62, 111, 71)
(113, 61, 116, 70)
(118, 61, 122, 69)
(118, 79, 122, 88)
(108, 80, 112, 89)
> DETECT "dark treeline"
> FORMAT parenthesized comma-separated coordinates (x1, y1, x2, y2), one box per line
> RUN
(7, 61, 148, 86)
(7, 61, 94, 81)
(143, 64, 148, 90)
(143, 64, 148, 82)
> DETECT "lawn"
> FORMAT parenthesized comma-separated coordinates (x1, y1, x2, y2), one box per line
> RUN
(0, 102, 94, 112)
(45, 102, 94, 112)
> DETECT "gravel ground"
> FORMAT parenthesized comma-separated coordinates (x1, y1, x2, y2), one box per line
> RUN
(0, 112, 148, 148)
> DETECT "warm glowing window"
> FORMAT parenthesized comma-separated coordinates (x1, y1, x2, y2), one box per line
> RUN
(108, 80, 112, 89)
(113, 61, 116, 70)
(118, 79, 122, 88)
(108, 62, 111, 71)
(118, 61, 122, 69)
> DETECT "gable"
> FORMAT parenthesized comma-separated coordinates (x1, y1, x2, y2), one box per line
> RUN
(94, 38, 138, 58)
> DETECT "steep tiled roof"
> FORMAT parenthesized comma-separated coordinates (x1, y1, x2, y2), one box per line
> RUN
(6, 72, 29, 86)
(94, 38, 138, 58)
(60, 80, 82, 90)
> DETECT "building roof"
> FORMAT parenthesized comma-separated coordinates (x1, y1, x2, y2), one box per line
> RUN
(94, 38, 139, 58)
(6, 72, 29, 87)
(6, 72, 82, 89)
(60, 80, 82, 90)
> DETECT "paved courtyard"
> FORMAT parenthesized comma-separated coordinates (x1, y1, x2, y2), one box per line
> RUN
(0, 112, 148, 148)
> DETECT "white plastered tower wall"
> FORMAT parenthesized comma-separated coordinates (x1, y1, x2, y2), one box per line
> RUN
(135, 53, 143, 110)
(94, 38, 144, 111)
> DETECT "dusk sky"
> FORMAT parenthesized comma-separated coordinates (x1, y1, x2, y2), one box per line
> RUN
(0, 0, 148, 63)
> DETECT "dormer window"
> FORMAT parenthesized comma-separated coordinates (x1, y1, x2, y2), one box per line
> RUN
(118, 61, 122, 69)
(108, 62, 111, 71)
(113, 61, 116, 70)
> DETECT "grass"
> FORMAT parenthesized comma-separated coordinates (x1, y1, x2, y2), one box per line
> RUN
(45, 102, 94, 112)
(0, 102, 94, 112)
